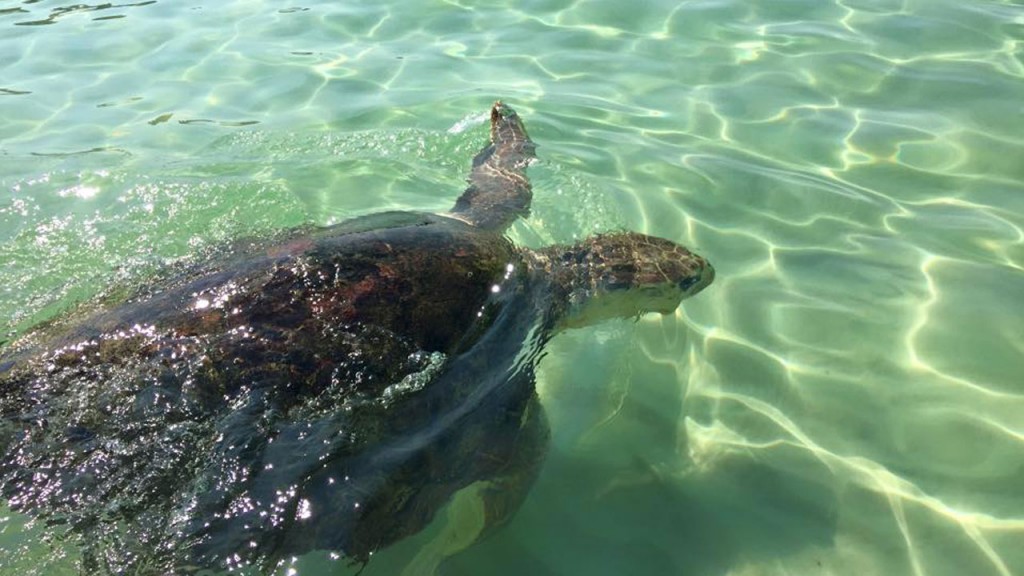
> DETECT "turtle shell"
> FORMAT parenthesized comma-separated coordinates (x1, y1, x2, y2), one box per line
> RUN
(0, 210, 539, 570)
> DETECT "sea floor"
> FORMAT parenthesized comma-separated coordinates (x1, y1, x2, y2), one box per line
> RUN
(2, 1, 1023, 574)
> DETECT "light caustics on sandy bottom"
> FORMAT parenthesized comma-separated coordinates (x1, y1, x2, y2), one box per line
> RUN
(1, 0, 1024, 575)
(601, 143, 1024, 574)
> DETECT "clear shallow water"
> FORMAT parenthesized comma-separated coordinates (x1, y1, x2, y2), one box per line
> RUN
(1, 0, 1023, 574)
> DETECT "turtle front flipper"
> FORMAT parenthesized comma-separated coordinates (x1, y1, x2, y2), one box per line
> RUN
(450, 102, 536, 232)
(401, 392, 549, 576)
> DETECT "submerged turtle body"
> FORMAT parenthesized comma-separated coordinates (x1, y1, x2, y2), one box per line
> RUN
(0, 103, 713, 573)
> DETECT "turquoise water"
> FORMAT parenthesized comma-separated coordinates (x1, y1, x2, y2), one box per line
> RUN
(2, 0, 1023, 574)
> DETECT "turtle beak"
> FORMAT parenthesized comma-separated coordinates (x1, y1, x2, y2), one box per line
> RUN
(680, 259, 714, 298)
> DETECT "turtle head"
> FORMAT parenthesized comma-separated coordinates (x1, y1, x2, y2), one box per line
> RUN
(541, 232, 714, 329)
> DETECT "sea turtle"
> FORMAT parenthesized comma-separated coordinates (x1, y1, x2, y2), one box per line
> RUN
(0, 102, 713, 573)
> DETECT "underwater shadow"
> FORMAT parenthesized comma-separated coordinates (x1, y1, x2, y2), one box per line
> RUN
(442, 431, 839, 576)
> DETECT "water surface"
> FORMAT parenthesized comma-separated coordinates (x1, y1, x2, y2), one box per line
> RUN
(2, 0, 1023, 574)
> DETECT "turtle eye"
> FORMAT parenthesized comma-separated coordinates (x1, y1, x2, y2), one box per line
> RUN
(599, 270, 633, 291)
(678, 275, 701, 291)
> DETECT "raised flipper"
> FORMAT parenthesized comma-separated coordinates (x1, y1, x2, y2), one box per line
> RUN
(449, 102, 536, 232)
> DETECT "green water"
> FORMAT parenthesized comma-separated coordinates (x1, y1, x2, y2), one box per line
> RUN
(2, 0, 1023, 574)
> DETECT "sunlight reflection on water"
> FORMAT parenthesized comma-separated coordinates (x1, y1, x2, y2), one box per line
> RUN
(1, 0, 1023, 574)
